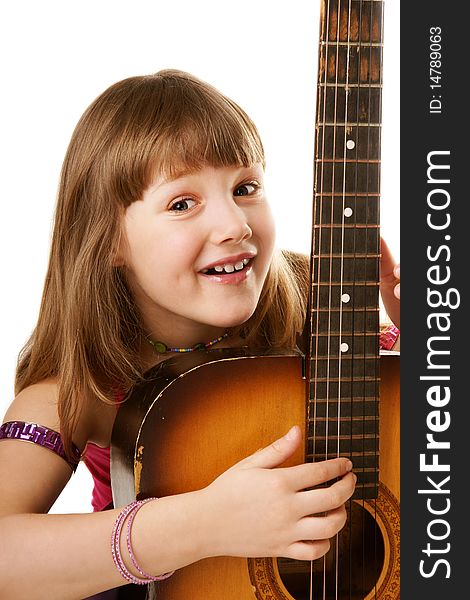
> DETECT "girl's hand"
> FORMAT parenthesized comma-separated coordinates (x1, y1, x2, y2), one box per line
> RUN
(200, 425, 356, 561)
(380, 237, 400, 328)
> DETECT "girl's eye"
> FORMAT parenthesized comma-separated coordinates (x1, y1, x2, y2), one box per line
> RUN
(234, 182, 259, 197)
(169, 198, 197, 212)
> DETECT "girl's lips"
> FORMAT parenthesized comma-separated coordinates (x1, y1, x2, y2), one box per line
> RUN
(199, 252, 256, 272)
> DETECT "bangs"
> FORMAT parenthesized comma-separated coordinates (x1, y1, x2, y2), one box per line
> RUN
(152, 109, 265, 183)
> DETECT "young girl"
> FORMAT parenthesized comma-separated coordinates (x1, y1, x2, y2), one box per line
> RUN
(0, 69, 400, 599)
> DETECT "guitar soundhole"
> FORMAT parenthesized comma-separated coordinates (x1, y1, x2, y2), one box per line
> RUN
(277, 502, 385, 599)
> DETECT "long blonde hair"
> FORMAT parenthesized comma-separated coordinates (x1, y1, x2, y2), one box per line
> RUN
(15, 69, 308, 458)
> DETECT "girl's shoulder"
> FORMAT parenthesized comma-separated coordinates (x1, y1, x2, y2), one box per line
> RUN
(3, 378, 115, 451)
(4, 378, 63, 431)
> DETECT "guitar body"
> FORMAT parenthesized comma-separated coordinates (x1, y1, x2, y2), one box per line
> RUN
(111, 348, 399, 599)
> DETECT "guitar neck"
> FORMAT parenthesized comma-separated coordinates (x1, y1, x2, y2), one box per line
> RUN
(307, 0, 384, 500)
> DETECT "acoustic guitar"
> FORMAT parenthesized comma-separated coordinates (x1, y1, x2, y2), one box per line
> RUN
(111, 0, 400, 598)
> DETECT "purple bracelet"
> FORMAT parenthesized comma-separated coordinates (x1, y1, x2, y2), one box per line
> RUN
(0, 421, 81, 471)
(111, 498, 175, 585)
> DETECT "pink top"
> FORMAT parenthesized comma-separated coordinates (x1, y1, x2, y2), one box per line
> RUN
(83, 443, 113, 512)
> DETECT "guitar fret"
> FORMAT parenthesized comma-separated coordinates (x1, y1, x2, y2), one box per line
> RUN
(318, 82, 383, 88)
(306, 455, 377, 462)
(321, 0, 384, 48)
(314, 162, 380, 194)
(312, 307, 380, 311)
(308, 405, 378, 420)
(309, 422, 379, 438)
(315, 159, 381, 164)
(320, 41, 383, 47)
(313, 332, 379, 337)
(317, 80, 382, 124)
(315, 125, 381, 160)
(311, 416, 379, 422)
(310, 379, 379, 396)
(311, 310, 379, 334)
(312, 253, 381, 258)
(309, 438, 378, 449)
(309, 343, 379, 362)
(315, 192, 380, 196)
(309, 363, 379, 381)
(313, 224, 380, 228)
(319, 46, 383, 84)
(311, 257, 379, 283)
(309, 376, 378, 382)
(319, 122, 381, 127)
(308, 397, 379, 404)
(311, 281, 380, 287)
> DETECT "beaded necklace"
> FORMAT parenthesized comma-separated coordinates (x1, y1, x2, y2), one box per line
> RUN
(147, 331, 229, 354)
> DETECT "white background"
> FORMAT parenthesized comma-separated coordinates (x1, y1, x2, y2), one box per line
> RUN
(0, 0, 399, 513)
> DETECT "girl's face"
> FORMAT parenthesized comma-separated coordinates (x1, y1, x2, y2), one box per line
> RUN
(119, 163, 276, 346)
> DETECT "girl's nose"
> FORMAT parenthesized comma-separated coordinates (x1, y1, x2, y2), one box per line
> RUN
(208, 198, 252, 245)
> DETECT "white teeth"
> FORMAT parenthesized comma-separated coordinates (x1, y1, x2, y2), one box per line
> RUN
(202, 257, 252, 274)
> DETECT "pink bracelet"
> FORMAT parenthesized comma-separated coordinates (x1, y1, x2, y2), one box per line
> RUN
(111, 498, 175, 585)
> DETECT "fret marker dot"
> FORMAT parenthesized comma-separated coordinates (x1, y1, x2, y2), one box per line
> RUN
(340, 342, 349, 353)
(341, 293, 350, 303)
(344, 207, 353, 217)
(346, 139, 355, 150)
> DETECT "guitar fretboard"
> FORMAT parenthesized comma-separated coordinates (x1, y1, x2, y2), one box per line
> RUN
(308, 0, 384, 500)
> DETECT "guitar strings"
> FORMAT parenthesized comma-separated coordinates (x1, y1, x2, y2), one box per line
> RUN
(332, 0, 352, 597)
(336, 1, 356, 597)
(322, 0, 338, 596)
(308, 0, 331, 595)
(349, 0, 362, 593)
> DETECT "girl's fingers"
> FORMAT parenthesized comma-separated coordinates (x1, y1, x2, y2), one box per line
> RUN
(287, 539, 331, 562)
(295, 505, 348, 543)
(294, 472, 356, 517)
(282, 457, 353, 491)
(236, 425, 302, 471)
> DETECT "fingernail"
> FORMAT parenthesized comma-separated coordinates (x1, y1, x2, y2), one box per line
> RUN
(345, 459, 353, 471)
(285, 425, 298, 440)
(394, 265, 400, 278)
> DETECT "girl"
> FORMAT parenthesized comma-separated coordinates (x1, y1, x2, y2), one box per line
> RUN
(0, 69, 399, 599)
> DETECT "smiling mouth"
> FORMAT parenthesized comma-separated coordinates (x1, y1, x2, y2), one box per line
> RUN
(200, 258, 251, 275)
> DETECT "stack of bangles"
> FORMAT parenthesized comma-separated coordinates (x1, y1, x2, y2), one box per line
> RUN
(111, 497, 175, 585)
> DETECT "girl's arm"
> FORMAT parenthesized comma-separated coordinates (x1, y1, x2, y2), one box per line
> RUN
(0, 383, 355, 599)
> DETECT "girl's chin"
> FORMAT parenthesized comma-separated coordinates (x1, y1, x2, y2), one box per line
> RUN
(206, 310, 256, 330)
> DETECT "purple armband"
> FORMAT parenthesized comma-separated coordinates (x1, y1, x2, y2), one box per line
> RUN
(0, 421, 81, 471)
